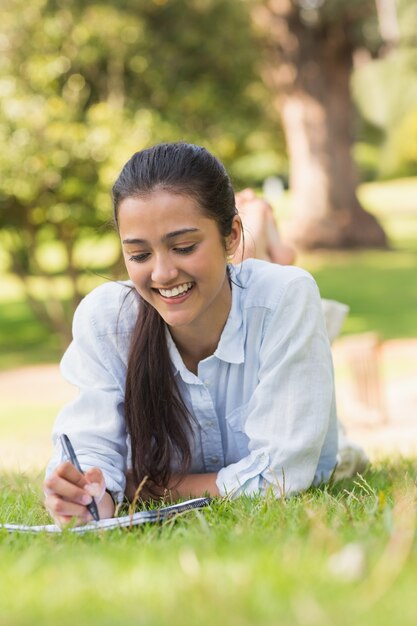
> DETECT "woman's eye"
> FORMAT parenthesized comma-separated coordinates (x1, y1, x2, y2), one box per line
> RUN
(174, 244, 196, 255)
(129, 253, 150, 263)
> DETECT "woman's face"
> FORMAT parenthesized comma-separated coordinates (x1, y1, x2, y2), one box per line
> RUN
(118, 190, 241, 339)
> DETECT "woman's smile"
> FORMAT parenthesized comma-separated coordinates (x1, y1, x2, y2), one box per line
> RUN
(118, 190, 241, 347)
(155, 281, 195, 300)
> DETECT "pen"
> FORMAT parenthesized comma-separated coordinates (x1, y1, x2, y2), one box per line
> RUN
(59, 433, 100, 522)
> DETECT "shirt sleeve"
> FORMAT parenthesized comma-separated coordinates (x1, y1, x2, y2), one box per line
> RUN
(216, 276, 338, 498)
(45, 292, 129, 503)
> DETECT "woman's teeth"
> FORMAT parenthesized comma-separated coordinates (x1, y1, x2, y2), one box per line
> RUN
(159, 282, 193, 298)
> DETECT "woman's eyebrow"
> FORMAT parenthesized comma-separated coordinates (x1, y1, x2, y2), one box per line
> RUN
(122, 228, 200, 245)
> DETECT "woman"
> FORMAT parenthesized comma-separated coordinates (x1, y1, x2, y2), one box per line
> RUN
(44, 142, 337, 527)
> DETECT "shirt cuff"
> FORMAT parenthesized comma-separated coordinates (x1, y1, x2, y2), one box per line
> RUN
(216, 451, 270, 498)
(102, 472, 125, 505)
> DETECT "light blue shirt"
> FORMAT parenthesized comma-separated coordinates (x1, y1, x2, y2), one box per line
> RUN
(46, 259, 338, 502)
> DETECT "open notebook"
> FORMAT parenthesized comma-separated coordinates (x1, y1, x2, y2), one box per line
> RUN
(0, 497, 212, 534)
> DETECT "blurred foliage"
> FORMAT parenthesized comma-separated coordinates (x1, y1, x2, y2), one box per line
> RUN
(0, 0, 416, 339)
(352, 0, 417, 179)
(0, 0, 283, 338)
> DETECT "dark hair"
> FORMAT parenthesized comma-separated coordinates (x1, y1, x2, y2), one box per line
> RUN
(112, 142, 238, 495)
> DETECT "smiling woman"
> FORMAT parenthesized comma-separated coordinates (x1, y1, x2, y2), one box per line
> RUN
(44, 142, 338, 528)
(118, 192, 240, 349)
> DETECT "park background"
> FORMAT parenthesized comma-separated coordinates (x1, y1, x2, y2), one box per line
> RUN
(0, 1, 416, 625)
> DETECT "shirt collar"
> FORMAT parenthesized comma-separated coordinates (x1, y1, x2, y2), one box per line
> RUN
(165, 265, 245, 380)
(165, 329, 198, 384)
(213, 265, 245, 364)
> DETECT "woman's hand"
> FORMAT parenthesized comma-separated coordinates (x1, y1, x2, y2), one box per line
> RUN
(44, 462, 115, 527)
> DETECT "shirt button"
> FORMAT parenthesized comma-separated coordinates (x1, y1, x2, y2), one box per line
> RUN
(204, 379, 211, 387)
(210, 456, 219, 464)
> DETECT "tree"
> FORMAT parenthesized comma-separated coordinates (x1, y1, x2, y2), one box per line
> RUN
(353, 0, 417, 179)
(251, 0, 388, 249)
(0, 0, 278, 343)
(0, 0, 152, 342)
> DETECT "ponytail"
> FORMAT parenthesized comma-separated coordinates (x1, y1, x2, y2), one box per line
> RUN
(113, 142, 238, 494)
(124, 296, 193, 494)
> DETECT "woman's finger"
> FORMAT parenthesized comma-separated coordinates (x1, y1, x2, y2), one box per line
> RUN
(45, 492, 92, 519)
(55, 460, 88, 487)
(44, 474, 94, 506)
(83, 467, 106, 502)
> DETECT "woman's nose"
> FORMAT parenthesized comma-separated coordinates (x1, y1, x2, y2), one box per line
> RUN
(151, 254, 179, 284)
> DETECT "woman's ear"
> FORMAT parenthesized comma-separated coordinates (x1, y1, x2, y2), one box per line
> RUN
(226, 215, 242, 259)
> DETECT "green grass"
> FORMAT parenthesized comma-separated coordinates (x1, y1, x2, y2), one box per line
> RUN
(1, 461, 416, 626)
(302, 249, 417, 338)
(0, 300, 63, 369)
(283, 176, 417, 339)
(1, 178, 416, 624)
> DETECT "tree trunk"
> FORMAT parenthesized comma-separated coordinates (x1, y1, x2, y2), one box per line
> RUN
(253, 1, 388, 249)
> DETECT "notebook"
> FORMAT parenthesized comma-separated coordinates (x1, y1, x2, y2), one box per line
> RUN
(0, 497, 212, 534)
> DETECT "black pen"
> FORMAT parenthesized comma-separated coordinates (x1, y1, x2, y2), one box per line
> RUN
(60, 433, 100, 522)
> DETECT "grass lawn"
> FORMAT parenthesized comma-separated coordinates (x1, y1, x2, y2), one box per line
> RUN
(0, 299, 64, 370)
(296, 177, 417, 339)
(1, 460, 417, 626)
(303, 249, 417, 338)
(0, 177, 416, 625)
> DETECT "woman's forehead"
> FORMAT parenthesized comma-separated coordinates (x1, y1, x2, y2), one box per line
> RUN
(118, 192, 220, 240)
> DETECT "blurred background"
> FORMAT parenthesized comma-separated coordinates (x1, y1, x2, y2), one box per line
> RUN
(0, 0, 416, 470)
